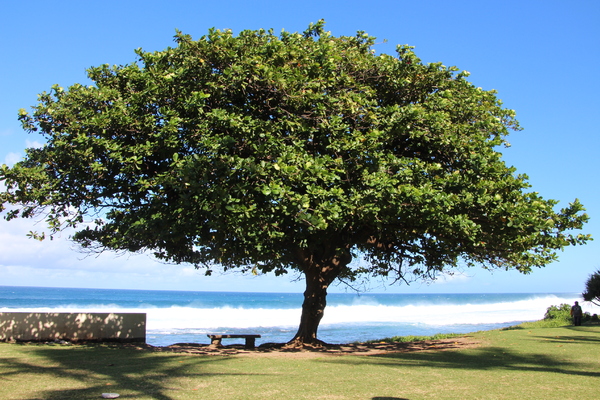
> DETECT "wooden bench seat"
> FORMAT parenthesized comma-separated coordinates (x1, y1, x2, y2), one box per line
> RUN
(207, 334, 261, 349)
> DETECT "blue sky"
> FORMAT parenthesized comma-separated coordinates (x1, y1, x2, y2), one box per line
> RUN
(1, 0, 599, 294)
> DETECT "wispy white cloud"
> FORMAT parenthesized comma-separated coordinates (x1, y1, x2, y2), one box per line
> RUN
(0, 213, 306, 292)
(25, 139, 44, 149)
(1, 139, 44, 166)
(3, 152, 22, 166)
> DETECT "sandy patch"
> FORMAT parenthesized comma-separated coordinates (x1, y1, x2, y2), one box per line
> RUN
(133, 336, 481, 358)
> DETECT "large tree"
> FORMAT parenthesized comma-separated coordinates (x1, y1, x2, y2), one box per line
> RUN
(0, 21, 590, 345)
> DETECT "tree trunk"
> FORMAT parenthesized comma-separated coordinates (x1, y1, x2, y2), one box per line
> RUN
(290, 269, 331, 345)
(288, 247, 351, 346)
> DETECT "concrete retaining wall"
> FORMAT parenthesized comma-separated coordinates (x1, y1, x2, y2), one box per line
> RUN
(0, 312, 146, 343)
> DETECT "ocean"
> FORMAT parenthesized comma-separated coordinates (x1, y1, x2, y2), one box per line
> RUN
(0, 286, 586, 347)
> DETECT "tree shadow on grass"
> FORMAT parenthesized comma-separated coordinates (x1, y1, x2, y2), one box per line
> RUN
(509, 325, 600, 346)
(319, 345, 600, 378)
(0, 343, 260, 400)
(534, 334, 600, 345)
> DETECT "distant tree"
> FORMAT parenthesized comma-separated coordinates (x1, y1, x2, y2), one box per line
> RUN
(0, 21, 591, 345)
(582, 270, 600, 306)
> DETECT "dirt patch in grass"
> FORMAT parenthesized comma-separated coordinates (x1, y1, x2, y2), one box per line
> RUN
(130, 336, 481, 358)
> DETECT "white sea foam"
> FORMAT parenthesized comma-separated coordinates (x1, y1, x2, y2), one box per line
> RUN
(4, 294, 593, 332)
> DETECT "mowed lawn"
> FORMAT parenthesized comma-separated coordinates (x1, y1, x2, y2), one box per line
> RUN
(1, 325, 598, 400)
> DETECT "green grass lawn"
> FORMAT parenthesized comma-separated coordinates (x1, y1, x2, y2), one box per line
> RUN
(1, 325, 598, 400)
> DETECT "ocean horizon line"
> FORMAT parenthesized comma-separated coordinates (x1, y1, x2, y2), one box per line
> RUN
(0, 284, 579, 296)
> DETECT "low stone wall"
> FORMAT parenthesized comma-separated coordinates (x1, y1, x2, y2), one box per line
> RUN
(0, 312, 146, 343)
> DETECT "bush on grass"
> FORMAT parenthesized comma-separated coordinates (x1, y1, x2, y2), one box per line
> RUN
(363, 333, 463, 344)
(544, 303, 573, 324)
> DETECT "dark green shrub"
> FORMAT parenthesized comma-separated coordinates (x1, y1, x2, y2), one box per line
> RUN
(583, 312, 592, 322)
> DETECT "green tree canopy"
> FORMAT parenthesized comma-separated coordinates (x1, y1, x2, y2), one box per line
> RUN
(1, 21, 590, 344)
(582, 270, 600, 306)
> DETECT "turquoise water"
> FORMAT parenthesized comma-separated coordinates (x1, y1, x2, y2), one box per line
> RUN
(0, 286, 583, 346)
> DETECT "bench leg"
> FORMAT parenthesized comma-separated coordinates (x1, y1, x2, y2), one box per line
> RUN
(210, 338, 222, 347)
(245, 337, 256, 349)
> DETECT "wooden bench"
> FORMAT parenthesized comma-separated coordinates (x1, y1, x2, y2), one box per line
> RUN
(207, 334, 261, 349)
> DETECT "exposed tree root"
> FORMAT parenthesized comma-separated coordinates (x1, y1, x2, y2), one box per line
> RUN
(284, 337, 328, 349)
